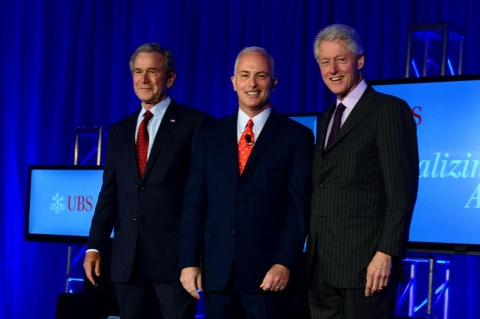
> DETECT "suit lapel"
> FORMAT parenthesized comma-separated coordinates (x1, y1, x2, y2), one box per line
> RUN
(221, 113, 241, 183)
(125, 109, 142, 180)
(318, 103, 335, 148)
(324, 86, 375, 152)
(143, 101, 181, 179)
(242, 109, 282, 175)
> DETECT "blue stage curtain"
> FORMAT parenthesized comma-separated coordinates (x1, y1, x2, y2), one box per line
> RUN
(2, 0, 480, 318)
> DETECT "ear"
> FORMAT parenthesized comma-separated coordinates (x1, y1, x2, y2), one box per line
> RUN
(357, 54, 365, 70)
(166, 73, 177, 88)
(231, 76, 237, 92)
(271, 78, 278, 92)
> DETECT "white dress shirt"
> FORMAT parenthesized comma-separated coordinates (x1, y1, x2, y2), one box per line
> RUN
(325, 80, 368, 148)
(237, 107, 272, 142)
(135, 96, 171, 159)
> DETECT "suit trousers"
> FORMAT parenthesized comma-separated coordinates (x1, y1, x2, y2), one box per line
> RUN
(204, 263, 294, 319)
(308, 274, 397, 319)
(114, 247, 196, 319)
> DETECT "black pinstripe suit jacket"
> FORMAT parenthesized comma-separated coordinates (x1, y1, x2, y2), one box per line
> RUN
(306, 86, 419, 288)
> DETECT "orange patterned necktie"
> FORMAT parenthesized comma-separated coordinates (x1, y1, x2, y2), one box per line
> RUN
(238, 119, 254, 175)
(136, 110, 154, 178)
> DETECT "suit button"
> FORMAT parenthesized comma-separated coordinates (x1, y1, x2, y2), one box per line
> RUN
(235, 203, 242, 207)
(232, 231, 235, 234)
(133, 217, 138, 222)
(140, 187, 145, 191)
(319, 184, 325, 189)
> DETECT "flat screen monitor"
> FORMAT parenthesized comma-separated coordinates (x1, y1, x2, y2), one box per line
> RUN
(370, 74, 480, 254)
(26, 165, 105, 243)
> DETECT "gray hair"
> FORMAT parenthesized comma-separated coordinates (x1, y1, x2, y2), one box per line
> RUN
(129, 43, 177, 75)
(233, 46, 275, 78)
(313, 24, 364, 61)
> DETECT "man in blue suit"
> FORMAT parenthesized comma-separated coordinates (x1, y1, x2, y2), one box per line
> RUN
(178, 47, 314, 319)
(84, 43, 210, 319)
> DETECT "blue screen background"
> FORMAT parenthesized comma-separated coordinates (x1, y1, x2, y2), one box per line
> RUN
(373, 80, 480, 245)
(29, 169, 103, 237)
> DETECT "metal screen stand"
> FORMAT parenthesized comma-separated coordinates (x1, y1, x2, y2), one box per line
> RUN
(405, 22, 465, 77)
(64, 126, 103, 293)
(74, 126, 103, 166)
(397, 257, 450, 318)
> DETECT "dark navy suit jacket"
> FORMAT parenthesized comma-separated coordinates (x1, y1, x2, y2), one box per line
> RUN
(87, 100, 210, 283)
(179, 108, 314, 294)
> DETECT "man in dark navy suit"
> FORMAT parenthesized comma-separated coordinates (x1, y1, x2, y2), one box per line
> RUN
(306, 24, 419, 319)
(84, 43, 210, 319)
(178, 47, 314, 319)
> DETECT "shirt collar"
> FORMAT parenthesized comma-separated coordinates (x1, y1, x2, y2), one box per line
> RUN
(140, 96, 171, 117)
(237, 107, 272, 132)
(337, 79, 367, 109)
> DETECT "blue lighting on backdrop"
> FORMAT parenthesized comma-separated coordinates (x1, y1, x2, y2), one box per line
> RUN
(3, 0, 480, 318)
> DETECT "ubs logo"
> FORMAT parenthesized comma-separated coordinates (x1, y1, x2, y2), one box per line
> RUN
(50, 193, 65, 214)
(67, 196, 94, 211)
(50, 193, 93, 214)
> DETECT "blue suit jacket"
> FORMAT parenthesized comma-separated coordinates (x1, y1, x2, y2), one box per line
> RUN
(87, 100, 210, 283)
(179, 108, 314, 294)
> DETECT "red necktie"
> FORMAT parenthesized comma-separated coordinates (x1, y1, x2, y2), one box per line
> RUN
(136, 110, 154, 178)
(326, 103, 346, 149)
(238, 119, 254, 175)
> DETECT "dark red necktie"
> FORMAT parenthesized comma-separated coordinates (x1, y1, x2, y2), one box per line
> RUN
(136, 110, 154, 178)
(326, 103, 346, 149)
(238, 119, 254, 175)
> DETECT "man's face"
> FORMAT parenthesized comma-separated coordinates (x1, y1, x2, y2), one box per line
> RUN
(231, 52, 278, 117)
(132, 52, 176, 108)
(317, 39, 364, 100)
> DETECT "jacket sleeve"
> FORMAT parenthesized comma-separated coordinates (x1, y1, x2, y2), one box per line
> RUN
(376, 97, 419, 258)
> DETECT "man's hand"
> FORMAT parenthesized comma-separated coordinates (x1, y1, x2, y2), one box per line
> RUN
(365, 251, 392, 297)
(180, 267, 203, 300)
(260, 264, 290, 292)
(83, 251, 102, 286)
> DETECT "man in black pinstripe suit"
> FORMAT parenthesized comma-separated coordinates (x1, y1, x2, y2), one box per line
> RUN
(306, 24, 419, 319)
